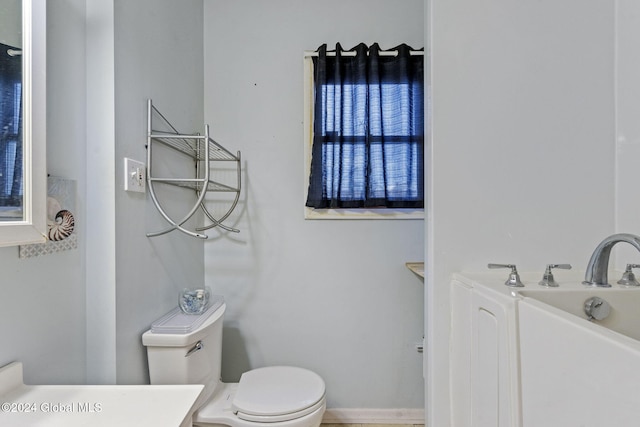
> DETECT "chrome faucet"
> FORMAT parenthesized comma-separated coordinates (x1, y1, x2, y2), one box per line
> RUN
(583, 233, 640, 287)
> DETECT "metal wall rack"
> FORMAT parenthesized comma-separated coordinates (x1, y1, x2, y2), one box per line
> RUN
(146, 99, 241, 239)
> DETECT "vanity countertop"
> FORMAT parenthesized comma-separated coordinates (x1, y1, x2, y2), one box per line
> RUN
(0, 362, 203, 427)
(405, 262, 424, 278)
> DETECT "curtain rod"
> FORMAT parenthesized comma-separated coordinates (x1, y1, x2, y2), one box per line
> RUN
(304, 50, 423, 58)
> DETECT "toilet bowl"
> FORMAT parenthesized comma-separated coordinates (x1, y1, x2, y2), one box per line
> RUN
(142, 300, 326, 427)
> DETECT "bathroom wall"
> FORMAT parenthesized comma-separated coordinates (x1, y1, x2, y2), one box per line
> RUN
(85, 0, 116, 384)
(427, 1, 616, 425)
(0, 0, 21, 48)
(0, 0, 422, 401)
(203, 0, 425, 413)
(0, 0, 88, 385)
(112, 0, 205, 384)
(0, 0, 200, 387)
(615, 0, 640, 262)
(85, 0, 206, 384)
(7, 2, 630, 423)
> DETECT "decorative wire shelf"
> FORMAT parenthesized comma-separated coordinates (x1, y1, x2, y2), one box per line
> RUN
(146, 99, 241, 238)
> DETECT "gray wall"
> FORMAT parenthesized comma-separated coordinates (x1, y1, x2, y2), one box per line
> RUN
(0, 0, 21, 47)
(427, 0, 616, 425)
(203, 0, 425, 411)
(86, 0, 207, 384)
(0, 0, 205, 386)
(0, 0, 87, 385)
(113, 0, 206, 384)
(0, 1, 425, 411)
(7, 1, 640, 424)
(616, 0, 640, 261)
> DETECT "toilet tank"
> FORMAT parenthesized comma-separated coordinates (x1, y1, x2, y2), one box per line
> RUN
(142, 303, 226, 403)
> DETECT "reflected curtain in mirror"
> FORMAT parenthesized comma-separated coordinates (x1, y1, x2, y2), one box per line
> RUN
(0, 42, 22, 219)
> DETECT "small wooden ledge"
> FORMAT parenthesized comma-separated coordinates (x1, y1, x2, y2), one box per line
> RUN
(406, 262, 424, 279)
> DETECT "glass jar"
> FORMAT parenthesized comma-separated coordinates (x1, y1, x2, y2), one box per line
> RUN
(179, 287, 211, 314)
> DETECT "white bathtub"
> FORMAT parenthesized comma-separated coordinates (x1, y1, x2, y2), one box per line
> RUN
(451, 272, 640, 427)
(519, 288, 640, 427)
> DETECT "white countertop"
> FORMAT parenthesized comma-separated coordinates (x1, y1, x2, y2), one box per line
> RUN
(0, 362, 203, 427)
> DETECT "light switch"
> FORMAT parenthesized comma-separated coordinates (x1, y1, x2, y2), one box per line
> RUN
(124, 158, 146, 193)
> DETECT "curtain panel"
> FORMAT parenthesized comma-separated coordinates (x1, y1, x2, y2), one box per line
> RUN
(306, 43, 424, 209)
(0, 42, 23, 206)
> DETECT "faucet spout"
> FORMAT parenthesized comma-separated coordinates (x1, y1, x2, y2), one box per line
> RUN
(583, 233, 640, 287)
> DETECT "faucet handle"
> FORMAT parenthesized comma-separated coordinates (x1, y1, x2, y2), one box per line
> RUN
(549, 264, 572, 270)
(539, 263, 572, 287)
(488, 263, 524, 287)
(617, 264, 640, 287)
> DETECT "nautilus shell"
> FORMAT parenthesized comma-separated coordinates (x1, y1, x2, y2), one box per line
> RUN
(48, 210, 75, 241)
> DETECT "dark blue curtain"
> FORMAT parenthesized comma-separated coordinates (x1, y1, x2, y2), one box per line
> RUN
(0, 43, 22, 207)
(306, 43, 424, 209)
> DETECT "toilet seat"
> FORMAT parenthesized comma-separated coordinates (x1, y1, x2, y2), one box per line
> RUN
(232, 366, 326, 422)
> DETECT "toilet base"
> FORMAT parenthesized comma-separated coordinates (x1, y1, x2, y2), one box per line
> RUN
(193, 382, 325, 427)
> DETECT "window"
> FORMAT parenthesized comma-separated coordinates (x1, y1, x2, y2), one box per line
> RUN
(0, 43, 23, 217)
(304, 43, 424, 219)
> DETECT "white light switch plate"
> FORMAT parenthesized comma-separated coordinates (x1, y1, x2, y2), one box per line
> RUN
(124, 158, 146, 193)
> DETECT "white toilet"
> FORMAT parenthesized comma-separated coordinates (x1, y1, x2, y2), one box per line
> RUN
(142, 299, 326, 427)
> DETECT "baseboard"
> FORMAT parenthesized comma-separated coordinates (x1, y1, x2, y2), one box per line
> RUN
(322, 408, 425, 424)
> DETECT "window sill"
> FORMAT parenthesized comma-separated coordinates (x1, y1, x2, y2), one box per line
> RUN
(304, 207, 424, 220)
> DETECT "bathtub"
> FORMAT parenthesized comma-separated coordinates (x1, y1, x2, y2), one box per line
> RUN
(450, 272, 640, 427)
(519, 288, 640, 427)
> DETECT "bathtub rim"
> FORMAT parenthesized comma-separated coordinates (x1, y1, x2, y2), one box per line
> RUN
(453, 271, 640, 350)
(518, 295, 640, 353)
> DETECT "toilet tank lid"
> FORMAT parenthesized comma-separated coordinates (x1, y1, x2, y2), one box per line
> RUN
(150, 295, 225, 334)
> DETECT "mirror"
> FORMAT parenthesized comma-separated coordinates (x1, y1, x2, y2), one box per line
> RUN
(0, 0, 46, 246)
(0, 0, 24, 221)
